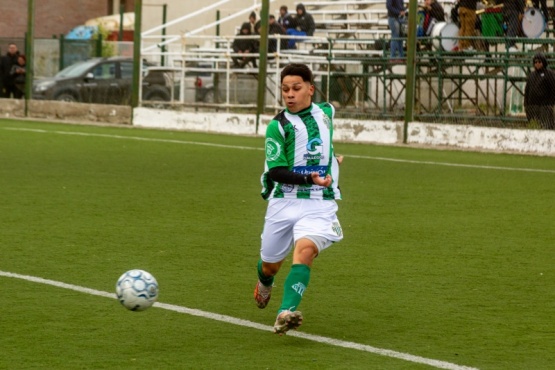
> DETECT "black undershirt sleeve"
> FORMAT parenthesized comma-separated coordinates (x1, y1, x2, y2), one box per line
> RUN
(268, 166, 314, 185)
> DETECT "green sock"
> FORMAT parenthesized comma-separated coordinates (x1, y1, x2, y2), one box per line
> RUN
(278, 264, 311, 314)
(257, 259, 274, 287)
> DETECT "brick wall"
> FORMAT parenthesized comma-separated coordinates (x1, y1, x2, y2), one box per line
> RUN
(0, 0, 109, 39)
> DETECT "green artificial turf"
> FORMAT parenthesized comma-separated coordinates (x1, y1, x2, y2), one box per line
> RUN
(0, 119, 553, 369)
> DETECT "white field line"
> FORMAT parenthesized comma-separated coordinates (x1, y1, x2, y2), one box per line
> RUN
(0, 270, 479, 370)
(3, 126, 555, 174)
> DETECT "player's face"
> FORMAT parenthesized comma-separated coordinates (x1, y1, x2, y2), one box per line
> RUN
(281, 75, 314, 113)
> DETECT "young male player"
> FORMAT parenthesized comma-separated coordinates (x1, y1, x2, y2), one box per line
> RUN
(254, 63, 343, 335)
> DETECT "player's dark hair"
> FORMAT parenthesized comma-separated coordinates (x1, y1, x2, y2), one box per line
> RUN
(280, 63, 313, 84)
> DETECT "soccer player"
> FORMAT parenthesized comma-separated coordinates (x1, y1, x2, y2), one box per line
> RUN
(254, 63, 344, 335)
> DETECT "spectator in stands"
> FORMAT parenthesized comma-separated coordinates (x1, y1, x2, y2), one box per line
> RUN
(458, 0, 477, 51)
(269, 15, 288, 52)
(423, 0, 445, 36)
(295, 4, 315, 36)
(0, 43, 21, 98)
(502, 0, 524, 51)
(232, 22, 258, 68)
(286, 3, 315, 49)
(278, 5, 293, 30)
(524, 52, 555, 130)
(249, 11, 258, 34)
(386, 0, 406, 61)
(254, 15, 288, 54)
(10, 54, 26, 99)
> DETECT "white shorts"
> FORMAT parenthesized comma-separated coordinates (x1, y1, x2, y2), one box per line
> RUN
(260, 198, 343, 263)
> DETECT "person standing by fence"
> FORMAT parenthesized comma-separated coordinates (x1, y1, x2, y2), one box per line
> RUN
(524, 52, 555, 130)
(1, 43, 21, 98)
(10, 54, 26, 99)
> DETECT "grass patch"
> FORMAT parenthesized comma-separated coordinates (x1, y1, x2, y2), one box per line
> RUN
(1, 118, 554, 369)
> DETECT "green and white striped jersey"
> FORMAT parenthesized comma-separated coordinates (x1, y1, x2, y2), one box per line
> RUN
(261, 102, 341, 200)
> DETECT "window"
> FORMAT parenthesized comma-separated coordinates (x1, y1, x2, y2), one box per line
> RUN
(92, 62, 117, 79)
(121, 62, 134, 79)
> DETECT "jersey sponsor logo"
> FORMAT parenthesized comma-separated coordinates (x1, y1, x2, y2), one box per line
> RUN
(305, 138, 325, 160)
(279, 166, 326, 193)
(292, 165, 327, 176)
(265, 138, 281, 161)
(307, 138, 323, 155)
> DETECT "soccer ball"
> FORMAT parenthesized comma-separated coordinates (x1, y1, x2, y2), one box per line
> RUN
(115, 269, 159, 311)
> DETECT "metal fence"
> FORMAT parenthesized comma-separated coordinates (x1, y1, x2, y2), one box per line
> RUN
(2, 33, 554, 130)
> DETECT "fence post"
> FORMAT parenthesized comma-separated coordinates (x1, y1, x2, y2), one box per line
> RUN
(403, 0, 418, 144)
(255, 0, 270, 135)
(25, 0, 35, 117)
(131, 0, 143, 109)
(96, 34, 103, 57)
(59, 34, 65, 70)
(161, 4, 167, 66)
(119, 4, 124, 42)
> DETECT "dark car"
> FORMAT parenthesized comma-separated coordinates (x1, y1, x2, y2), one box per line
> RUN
(32, 57, 171, 105)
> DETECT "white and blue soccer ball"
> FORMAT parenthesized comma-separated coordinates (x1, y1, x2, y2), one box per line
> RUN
(115, 269, 159, 311)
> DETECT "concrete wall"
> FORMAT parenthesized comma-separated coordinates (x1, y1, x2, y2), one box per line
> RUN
(407, 122, 555, 155)
(0, 99, 131, 125)
(2, 99, 552, 156)
(133, 107, 555, 156)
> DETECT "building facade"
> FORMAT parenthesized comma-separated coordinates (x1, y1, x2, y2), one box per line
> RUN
(0, 0, 295, 40)
(0, 0, 133, 39)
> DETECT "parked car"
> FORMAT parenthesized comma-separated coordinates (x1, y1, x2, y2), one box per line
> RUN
(32, 57, 171, 105)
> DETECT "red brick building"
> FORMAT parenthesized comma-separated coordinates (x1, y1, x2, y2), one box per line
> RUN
(0, 0, 135, 39)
